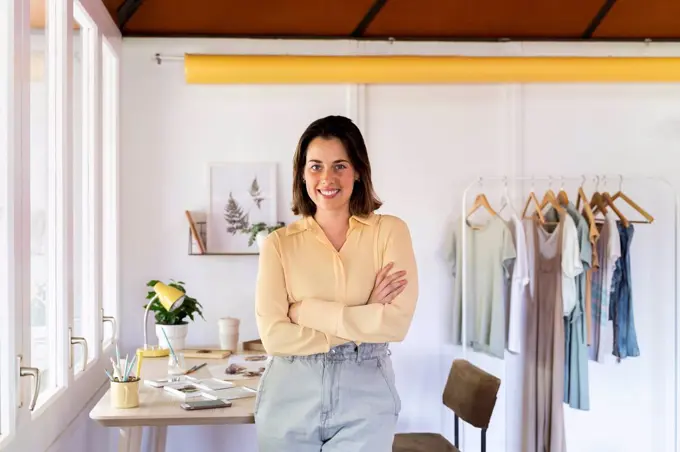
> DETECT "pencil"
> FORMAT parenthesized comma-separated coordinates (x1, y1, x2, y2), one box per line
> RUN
(135, 350, 143, 379)
(160, 328, 180, 366)
(185, 363, 207, 375)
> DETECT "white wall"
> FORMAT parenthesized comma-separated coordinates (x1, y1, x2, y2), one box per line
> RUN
(118, 37, 680, 452)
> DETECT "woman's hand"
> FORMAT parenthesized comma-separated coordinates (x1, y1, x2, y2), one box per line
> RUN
(288, 302, 302, 324)
(368, 262, 407, 305)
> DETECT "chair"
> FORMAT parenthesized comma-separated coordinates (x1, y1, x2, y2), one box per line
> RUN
(392, 359, 501, 452)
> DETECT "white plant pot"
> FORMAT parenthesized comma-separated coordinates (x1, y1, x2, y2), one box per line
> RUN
(156, 323, 188, 351)
(255, 231, 268, 249)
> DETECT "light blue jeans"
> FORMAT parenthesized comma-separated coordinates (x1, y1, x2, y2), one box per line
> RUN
(254, 342, 401, 451)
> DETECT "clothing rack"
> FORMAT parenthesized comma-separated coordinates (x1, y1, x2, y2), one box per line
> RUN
(458, 174, 679, 452)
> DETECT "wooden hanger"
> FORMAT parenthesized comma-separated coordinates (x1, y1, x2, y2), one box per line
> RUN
(604, 192, 630, 227)
(466, 191, 496, 230)
(574, 176, 599, 240)
(539, 177, 565, 216)
(467, 193, 496, 218)
(521, 180, 546, 224)
(590, 176, 630, 227)
(578, 186, 596, 229)
(590, 191, 607, 215)
(539, 188, 565, 225)
(557, 177, 569, 206)
(608, 175, 655, 224)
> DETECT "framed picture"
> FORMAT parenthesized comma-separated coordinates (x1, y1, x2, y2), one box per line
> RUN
(207, 162, 277, 254)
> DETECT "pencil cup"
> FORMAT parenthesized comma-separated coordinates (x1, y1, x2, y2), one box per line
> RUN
(110, 378, 140, 409)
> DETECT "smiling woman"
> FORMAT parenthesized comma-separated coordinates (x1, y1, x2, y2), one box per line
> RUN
(254, 115, 419, 451)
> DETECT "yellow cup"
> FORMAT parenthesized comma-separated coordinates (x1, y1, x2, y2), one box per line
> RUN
(110, 378, 140, 409)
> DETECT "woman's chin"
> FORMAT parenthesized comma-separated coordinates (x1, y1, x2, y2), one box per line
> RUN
(314, 198, 350, 212)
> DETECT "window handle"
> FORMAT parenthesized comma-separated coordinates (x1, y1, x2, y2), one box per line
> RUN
(102, 309, 117, 342)
(69, 327, 88, 372)
(19, 362, 40, 411)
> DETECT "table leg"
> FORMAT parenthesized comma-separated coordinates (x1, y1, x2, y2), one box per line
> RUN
(149, 426, 167, 452)
(118, 426, 143, 452)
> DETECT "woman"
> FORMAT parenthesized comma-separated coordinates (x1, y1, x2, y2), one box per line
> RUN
(254, 115, 419, 451)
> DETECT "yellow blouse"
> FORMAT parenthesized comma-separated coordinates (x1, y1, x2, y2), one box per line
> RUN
(255, 213, 419, 356)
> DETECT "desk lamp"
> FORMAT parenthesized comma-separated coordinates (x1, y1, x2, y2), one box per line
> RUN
(137, 282, 186, 358)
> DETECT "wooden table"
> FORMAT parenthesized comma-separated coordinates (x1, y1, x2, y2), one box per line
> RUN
(89, 353, 260, 452)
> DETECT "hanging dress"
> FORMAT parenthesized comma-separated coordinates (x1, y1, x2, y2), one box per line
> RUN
(521, 214, 567, 452)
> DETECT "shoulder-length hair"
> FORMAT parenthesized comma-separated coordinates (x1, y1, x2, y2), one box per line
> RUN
(291, 115, 382, 217)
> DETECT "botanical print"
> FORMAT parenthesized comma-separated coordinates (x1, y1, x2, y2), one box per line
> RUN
(207, 162, 277, 254)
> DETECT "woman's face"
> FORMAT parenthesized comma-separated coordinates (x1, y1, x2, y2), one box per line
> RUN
(304, 136, 358, 215)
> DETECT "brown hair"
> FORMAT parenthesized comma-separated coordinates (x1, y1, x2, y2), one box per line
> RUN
(291, 115, 382, 217)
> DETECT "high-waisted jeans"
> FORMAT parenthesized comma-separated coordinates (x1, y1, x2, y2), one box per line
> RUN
(254, 342, 401, 452)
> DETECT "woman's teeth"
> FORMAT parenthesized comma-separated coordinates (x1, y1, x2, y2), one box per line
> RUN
(319, 189, 340, 198)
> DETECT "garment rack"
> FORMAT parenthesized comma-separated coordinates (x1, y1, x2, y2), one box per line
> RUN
(458, 174, 679, 452)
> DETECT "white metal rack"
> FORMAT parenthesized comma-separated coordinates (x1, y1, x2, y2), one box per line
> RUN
(458, 174, 679, 452)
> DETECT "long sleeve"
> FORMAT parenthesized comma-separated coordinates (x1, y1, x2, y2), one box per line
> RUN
(255, 233, 332, 356)
(297, 216, 419, 343)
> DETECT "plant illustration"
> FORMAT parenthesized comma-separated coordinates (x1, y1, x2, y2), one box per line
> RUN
(143, 279, 205, 326)
(249, 176, 264, 209)
(224, 192, 249, 234)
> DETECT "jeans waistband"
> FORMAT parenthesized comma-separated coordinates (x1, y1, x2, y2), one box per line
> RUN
(279, 342, 390, 363)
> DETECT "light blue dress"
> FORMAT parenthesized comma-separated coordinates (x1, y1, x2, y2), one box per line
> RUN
(545, 202, 591, 410)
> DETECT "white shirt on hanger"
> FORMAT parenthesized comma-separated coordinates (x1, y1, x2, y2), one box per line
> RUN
(506, 212, 530, 354)
(562, 214, 584, 316)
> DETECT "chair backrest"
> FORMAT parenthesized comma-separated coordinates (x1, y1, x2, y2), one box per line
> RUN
(442, 359, 501, 429)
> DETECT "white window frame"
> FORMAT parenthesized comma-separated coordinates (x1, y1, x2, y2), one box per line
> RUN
(73, 0, 101, 374)
(101, 34, 120, 349)
(0, 0, 121, 450)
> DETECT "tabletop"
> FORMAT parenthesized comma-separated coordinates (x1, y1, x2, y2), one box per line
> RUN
(89, 353, 261, 428)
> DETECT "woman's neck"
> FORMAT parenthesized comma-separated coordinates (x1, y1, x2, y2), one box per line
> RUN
(314, 209, 351, 233)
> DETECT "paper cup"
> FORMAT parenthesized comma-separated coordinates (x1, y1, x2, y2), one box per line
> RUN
(218, 317, 240, 351)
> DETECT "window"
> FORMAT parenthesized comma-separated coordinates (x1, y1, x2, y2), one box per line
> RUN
(72, 11, 84, 371)
(1, 0, 121, 449)
(0, 0, 10, 439)
(101, 37, 119, 346)
(29, 0, 55, 402)
(72, 2, 97, 373)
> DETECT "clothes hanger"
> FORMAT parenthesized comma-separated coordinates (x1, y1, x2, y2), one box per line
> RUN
(607, 175, 655, 224)
(576, 175, 598, 237)
(497, 176, 518, 218)
(539, 176, 566, 222)
(591, 175, 630, 227)
(521, 177, 546, 224)
(466, 178, 496, 229)
(557, 176, 569, 206)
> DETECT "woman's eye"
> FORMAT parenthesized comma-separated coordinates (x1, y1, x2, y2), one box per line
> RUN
(310, 164, 321, 171)
(334, 164, 346, 171)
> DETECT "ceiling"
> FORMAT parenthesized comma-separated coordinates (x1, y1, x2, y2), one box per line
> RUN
(102, 0, 680, 41)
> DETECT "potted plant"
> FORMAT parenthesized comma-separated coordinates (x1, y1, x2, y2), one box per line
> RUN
(244, 221, 286, 248)
(143, 279, 204, 351)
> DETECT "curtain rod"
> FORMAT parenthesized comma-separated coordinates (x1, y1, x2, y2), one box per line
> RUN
(154, 53, 184, 64)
